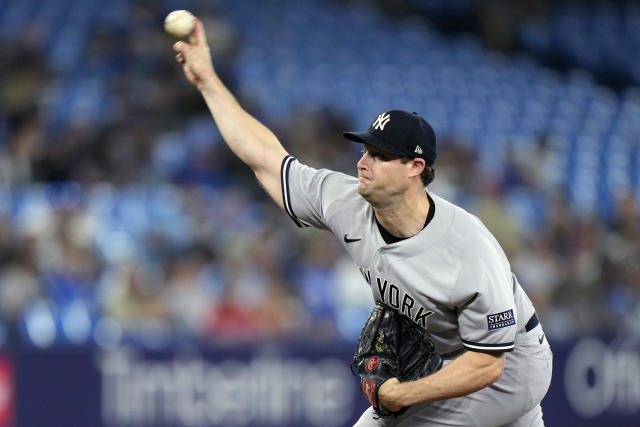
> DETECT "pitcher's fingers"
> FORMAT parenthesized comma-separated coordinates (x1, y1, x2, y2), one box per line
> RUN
(176, 52, 185, 63)
(173, 41, 187, 53)
(189, 18, 206, 46)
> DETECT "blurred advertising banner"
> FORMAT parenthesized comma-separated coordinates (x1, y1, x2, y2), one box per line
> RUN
(5, 337, 640, 426)
(543, 336, 640, 427)
(13, 343, 366, 427)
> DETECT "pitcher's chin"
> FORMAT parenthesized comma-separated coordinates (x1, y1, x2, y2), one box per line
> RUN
(357, 183, 372, 200)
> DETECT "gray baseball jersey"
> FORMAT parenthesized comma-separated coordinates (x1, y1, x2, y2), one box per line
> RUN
(281, 156, 552, 426)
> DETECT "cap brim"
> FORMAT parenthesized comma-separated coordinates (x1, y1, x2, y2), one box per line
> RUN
(342, 131, 406, 156)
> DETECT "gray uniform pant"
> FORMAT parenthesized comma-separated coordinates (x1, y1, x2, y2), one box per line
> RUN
(354, 323, 553, 427)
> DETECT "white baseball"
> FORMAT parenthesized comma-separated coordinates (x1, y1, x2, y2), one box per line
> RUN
(164, 10, 195, 38)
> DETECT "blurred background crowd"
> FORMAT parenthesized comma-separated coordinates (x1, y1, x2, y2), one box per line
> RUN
(0, 0, 638, 350)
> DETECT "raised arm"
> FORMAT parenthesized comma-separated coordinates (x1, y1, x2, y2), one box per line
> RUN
(173, 17, 288, 209)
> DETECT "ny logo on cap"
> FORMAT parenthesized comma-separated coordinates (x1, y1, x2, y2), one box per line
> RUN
(372, 113, 391, 131)
(414, 146, 423, 154)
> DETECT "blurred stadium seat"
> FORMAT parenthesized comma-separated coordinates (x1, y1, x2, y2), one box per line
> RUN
(0, 0, 637, 354)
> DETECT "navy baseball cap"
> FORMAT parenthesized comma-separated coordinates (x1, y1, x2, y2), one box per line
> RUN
(343, 110, 437, 166)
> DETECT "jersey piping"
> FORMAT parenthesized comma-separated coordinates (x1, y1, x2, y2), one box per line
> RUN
(281, 155, 312, 228)
(461, 339, 515, 352)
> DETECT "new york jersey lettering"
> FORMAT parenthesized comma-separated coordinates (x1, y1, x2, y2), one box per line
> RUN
(389, 285, 400, 309)
(401, 294, 414, 318)
(361, 267, 434, 330)
(359, 266, 372, 286)
(376, 277, 388, 298)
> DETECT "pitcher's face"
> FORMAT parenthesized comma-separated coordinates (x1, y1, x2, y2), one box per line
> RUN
(357, 145, 413, 205)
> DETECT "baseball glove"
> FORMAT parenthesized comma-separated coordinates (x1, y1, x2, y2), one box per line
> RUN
(353, 302, 443, 417)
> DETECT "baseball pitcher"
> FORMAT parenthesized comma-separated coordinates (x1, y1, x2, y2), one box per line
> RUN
(173, 16, 553, 427)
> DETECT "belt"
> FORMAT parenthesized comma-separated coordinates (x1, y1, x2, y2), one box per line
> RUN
(524, 312, 539, 332)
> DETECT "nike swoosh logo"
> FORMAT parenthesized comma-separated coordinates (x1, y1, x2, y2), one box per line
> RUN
(538, 334, 545, 344)
(344, 234, 362, 243)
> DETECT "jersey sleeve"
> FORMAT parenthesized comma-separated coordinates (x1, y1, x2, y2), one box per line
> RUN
(454, 249, 517, 353)
(280, 155, 356, 229)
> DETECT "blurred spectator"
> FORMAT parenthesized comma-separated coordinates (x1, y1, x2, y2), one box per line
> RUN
(0, 0, 638, 350)
(163, 245, 222, 337)
(0, 237, 43, 345)
(104, 262, 170, 327)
